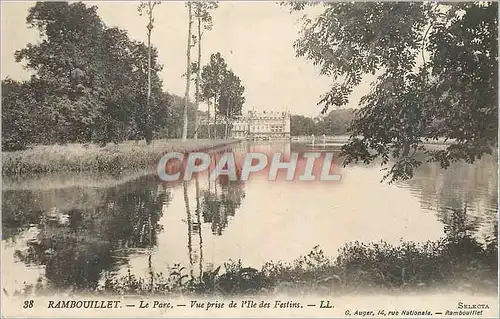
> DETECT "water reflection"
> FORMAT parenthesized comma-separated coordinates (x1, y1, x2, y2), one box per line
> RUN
(200, 179, 246, 236)
(3, 176, 170, 291)
(399, 151, 498, 240)
(2, 142, 497, 293)
(2, 190, 44, 242)
(194, 175, 204, 277)
(181, 170, 247, 279)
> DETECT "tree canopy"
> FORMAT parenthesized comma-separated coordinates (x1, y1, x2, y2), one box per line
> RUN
(2, 2, 172, 150)
(201, 53, 245, 122)
(218, 69, 245, 121)
(192, 1, 219, 140)
(290, 109, 355, 136)
(286, 2, 498, 182)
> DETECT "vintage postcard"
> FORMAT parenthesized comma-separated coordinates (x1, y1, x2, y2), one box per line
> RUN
(1, 1, 498, 318)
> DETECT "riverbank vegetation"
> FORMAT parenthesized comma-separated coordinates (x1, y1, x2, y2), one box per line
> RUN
(2, 2, 243, 153)
(290, 109, 355, 137)
(2, 139, 237, 176)
(0, 1, 239, 170)
(102, 217, 499, 296)
(285, 2, 498, 183)
(2, 1, 498, 302)
(11, 209, 497, 297)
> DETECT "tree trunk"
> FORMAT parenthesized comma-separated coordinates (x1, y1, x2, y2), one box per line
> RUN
(228, 101, 234, 138)
(183, 181, 194, 277)
(212, 97, 217, 139)
(182, 3, 193, 141)
(225, 104, 229, 139)
(148, 215, 153, 292)
(145, 12, 153, 145)
(224, 96, 233, 139)
(194, 174, 203, 277)
(207, 98, 212, 139)
(214, 96, 218, 139)
(194, 6, 202, 140)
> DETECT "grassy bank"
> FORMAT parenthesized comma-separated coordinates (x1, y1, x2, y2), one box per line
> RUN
(2, 139, 240, 176)
(101, 233, 497, 296)
(2, 169, 153, 191)
(13, 213, 497, 297)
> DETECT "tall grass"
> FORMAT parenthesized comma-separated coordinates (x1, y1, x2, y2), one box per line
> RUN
(101, 209, 498, 296)
(2, 139, 239, 176)
(13, 213, 496, 297)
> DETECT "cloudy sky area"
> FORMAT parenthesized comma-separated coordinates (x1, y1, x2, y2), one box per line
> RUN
(2, 1, 370, 117)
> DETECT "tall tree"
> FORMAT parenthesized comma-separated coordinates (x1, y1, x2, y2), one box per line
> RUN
(138, 1, 161, 144)
(182, 2, 194, 141)
(1, 79, 36, 150)
(218, 70, 245, 138)
(13, 2, 106, 145)
(99, 28, 164, 144)
(201, 53, 228, 139)
(7, 2, 169, 148)
(192, 1, 218, 140)
(286, 2, 498, 182)
(290, 115, 317, 136)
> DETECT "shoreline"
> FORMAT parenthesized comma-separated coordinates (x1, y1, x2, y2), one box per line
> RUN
(5, 234, 497, 298)
(291, 135, 457, 145)
(2, 139, 241, 177)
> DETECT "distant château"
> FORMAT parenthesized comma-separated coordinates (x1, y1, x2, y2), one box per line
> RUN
(200, 110, 291, 140)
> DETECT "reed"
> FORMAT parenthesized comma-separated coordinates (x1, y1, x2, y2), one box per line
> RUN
(14, 226, 493, 297)
(2, 139, 239, 176)
(11, 231, 497, 297)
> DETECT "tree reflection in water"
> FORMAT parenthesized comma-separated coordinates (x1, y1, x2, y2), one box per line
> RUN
(182, 168, 247, 279)
(183, 180, 194, 278)
(200, 175, 245, 236)
(401, 153, 498, 240)
(12, 176, 170, 292)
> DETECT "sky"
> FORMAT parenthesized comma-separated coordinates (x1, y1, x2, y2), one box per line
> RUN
(1, 1, 370, 117)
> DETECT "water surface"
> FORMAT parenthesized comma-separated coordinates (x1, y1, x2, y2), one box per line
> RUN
(2, 141, 497, 293)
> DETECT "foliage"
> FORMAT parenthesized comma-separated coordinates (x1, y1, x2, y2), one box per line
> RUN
(12, 206, 495, 296)
(193, 1, 219, 33)
(1, 79, 36, 151)
(263, 211, 497, 294)
(192, 1, 219, 139)
(290, 115, 316, 136)
(2, 2, 172, 150)
(137, 1, 162, 144)
(201, 53, 246, 136)
(103, 266, 192, 295)
(286, 2, 498, 183)
(218, 70, 245, 120)
(2, 139, 235, 176)
(99, 262, 267, 296)
(290, 108, 355, 136)
(137, 1, 161, 20)
(201, 53, 226, 106)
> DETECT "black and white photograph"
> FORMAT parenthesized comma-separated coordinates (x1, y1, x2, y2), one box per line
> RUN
(1, 1, 498, 317)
